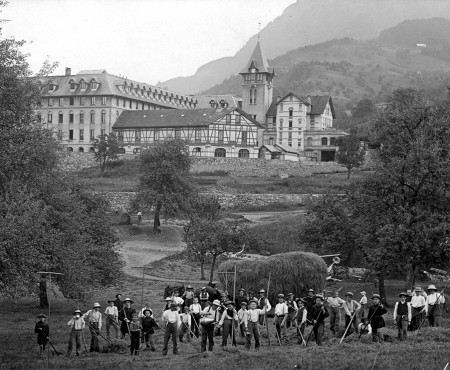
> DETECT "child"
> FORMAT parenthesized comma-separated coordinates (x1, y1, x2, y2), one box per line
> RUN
(189, 297, 202, 338)
(246, 298, 270, 350)
(359, 291, 368, 320)
(237, 301, 248, 337)
(179, 307, 192, 343)
(129, 313, 142, 355)
(393, 292, 412, 341)
(34, 313, 49, 357)
(274, 294, 289, 344)
(182, 285, 195, 310)
(82, 302, 102, 352)
(309, 294, 329, 346)
(368, 294, 387, 343)
(67, 309, 86, 356)
(295, 298, 308, 344)
(105, 299, 119, 340)
(141, 308, 159, 351)
(218, 301, 238, 347)
(358, 318, 372, 335)
(162, 303, 180, 355)
(343, 292, 361, 336)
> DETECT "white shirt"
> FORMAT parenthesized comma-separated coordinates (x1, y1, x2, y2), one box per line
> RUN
(393, 301, 412, 321)
(247, 308, 265, 322)
(237, 308, 248, 326)
(179, 313, 191, 328)
(162, 309, 181, 325)
(358, 322, 372, 334)
(104, 306, 118, 318)
(327, 297, 345, 308)
(425, 292, 445, 313)
(343, 300, 361, 316)
(189, 303, 202, 314)
(359, 296, 368, 305)
(275, 302, 289, 316)
(410, 295, 426, 308)
(68, 316, 85, 330)
(200, 306, 219, 322)
(83, 310, 102, 330)
(297, 308, 307, 324)
(218, 309, 238, 326)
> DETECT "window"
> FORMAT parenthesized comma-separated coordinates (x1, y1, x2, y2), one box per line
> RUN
(116, 97, 119, 106)
(218, 130, 224, 144)
(69, 97, 74, 105)
(175, 129, 181, 139)
(69, 129, 73, 140)
(289, 108, 293, 118)
(80, 111, 84, 124)
(135, 130, 141, 142)
(280, 104, 283, 112)
(91, 81, 98, 90)
(101, 129, 106, 136)
(235, 115, 241, 124)
(48, 98, 53, 106)
(47, 112, 52, 123)
(90, 110, 95, 124)
(36, 112, 41, 122)
(279, 119, 283, 130)
(57, 130, 63, 139)
(59, 97, 64, 106)
(192, 147, 202, 156)
(135, 101, 139, 109)
(250, 88, 257, 104)
(226, 114, 231, 124)
(307, 137, 313, 146)
(79, 129, 84, 141)
(102, 96, 107, 105)
(289, 120, 292, 129)
(269, 137, 274, 145)
(78, 147, 84, 152)
(69, 111, 74, 124)
(238, 149, 249, 158)
(129, 100, 132, 108)
(195, 129, 201, 142)
(48, 84, 55, 92)
(80, 80, 87, 90)
(154, 129, 160, 141)
(90, 129, 95, 141)
(101, 110, 106, 123)
(214, 148, 226, 157)
(58, 112, 63, 124)
(288, 133, 292, 139)
(289, 95, 293, 102)
(321, 137, 328, 146)
(91, 97, 96, 105)
(330, 137, 336, 146)
(80, 97, 84, 106)
(70, 81, 76, 91)
(117, 130, 123, 142)
(288, 141, 292, 147)
(241, 131, 248, 144)
(123, 99, 126, 108)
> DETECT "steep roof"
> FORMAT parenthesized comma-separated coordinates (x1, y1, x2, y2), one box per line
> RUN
(195, 94, 240, 109)
(278, 92, 310, 105)
(266, 98, 278, 117)
(113, 107, 264, 129)
(309, 95, 335, 118)
(240, 41, 271, 74)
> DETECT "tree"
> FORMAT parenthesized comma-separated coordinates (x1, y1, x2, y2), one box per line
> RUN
(137, 139, 192, 232)
(352, 98, 375, 118)
(0, 21, 124, 302)
(93, 133, 119, 176)
(335, 134, 366, 178)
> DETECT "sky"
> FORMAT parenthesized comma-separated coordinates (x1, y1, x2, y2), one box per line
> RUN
(1, 0, 296, 84)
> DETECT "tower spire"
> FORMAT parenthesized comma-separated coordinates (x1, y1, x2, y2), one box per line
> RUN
(257, 22, 261, 40)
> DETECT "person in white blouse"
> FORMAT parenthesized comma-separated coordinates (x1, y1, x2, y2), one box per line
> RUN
(162, 303, 181, 355)
(425, 285, 445, 327)
(410, 287, 426, 331)
(342, 292, 361, 336)
(246, 298, 270, 350)
(172, 291, 184, 312)
(104, 300, 119, 340)
(274, 294, 289, 344)
(189, 297, 202, 338)
(83, 302, 103, 353)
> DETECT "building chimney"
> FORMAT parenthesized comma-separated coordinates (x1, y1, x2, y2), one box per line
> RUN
(65, 67, 71, 76)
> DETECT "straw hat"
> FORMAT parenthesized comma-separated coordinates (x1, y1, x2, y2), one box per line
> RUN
(371, 294, 381, 300)
(74, 309, 82, 315)
(360, 291, 366, 295)
(277, 293, 285, 299)
(93, 302, 101, 308)
(186, 285, 193, 289)
(240, 301, 248, 306)
(258, 289, 266, 293)
(307, 289, 314, 293)
(143, 308, 153, 315)
(211, 299, 221, 306)
(415, 286, 423, 292)
(428, 285, 437, 291)
(123, 298, 134, 304)
(165, 297, 173, 301)
(398, 292, 407, 298)
(345, 292, 354, 298)
(37, 313, 47, 319)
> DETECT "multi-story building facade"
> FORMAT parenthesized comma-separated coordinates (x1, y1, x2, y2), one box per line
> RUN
(36, 68, 197, 152)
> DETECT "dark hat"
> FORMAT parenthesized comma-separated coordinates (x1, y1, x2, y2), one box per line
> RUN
(398, 292, 407, 298)
(123, 298, 134, 304)
(221, 292, 227, 297)
(183, 306, 190, 311)
(115, 293, 122, 298)
(307, 289, 314, 293)
(277, 293, 285, 299)
(225, 300, 235, 306)
(170, 303, 179, 308)
(345, 292, 354, 298)
(249, 291, 254, 295)
(287, 292, 294, 296)
(143, 308, 153, 315)
(371, 294, 381, 300)
(37, 313, 47, 319)
(296, 298, 306, 304)
(107, 300, 115, 303)
(240, 301, 248, 306)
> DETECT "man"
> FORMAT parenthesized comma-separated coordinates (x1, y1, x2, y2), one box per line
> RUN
(257, 289, 268, 325)
(410, 286, 426, 331)
(343, 292, 361, 336)
(235, 288, 247, 308)
(246, 298, 270, 350)
(172, 291, 184, 312)
(114, 294, 123, 312)
(182, 285, 195, 310)
(119, 298, 136, 339)
(393, 292, 412, 340)
(162, 303, 180, 355)
(309, 294, 329, 346)
(104, 299, 119, 340)
(67, 309, 85, 356)
(218, 301, 238, 347)
(295, 298, 308, 344)
(425, 284, 445, 327)
(82, 302, 102, 352)
(286, 293, 298, 329)
(200, 299, 220, 352)
(303, 289, 315, 323)
(368, 294, 387, 343)
(199, 287, 209, 309)
(274, 294, 289, 344)
(326, 291, 345, 334)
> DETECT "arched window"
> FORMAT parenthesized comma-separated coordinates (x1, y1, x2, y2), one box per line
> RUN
(118, 148, 126, 154)
(289, 108, 293, 118)
(78, 147, 84, 152)
(214, 148, 226, 158)
(67, 147, 73, 152)
(321, 137, 328, 146)
(90, 110, 95, 124)
(330, 137, 336, 146)
(307, 137, 313, 146)
(192, 147, 202, 156)
(89, 147, 95, 153)
(101, 110, 106, 123)
(47, 111, 53, 123)
(238, 149, 250, 158)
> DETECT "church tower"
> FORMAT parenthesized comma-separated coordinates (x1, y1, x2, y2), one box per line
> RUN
(240, 41, 275, 124)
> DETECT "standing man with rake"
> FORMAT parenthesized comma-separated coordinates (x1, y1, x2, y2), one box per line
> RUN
(82, 303, 103, 352)
(342, 292, 361, 337)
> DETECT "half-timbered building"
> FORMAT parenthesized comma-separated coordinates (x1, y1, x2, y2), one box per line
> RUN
(112, 107, 263, 158)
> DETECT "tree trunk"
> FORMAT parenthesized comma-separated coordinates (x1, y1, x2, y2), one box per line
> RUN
(153, 201, 162, 233)
(209, 255, 217, 282)
(200, 260, 206, 280)
(39, 278, 49, 308)
(378, 269, 387, 305)
(347, 167, 351, 179)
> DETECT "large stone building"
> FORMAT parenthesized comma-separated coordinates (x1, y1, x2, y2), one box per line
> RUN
(36, 68, 197, 152)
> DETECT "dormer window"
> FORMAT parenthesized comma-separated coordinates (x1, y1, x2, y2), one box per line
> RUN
(91, 81, 98, 90)
(80, 80, 87, 90)
(69, 80, 76, 91)
(48, 84, 55, 92)
(209, 100, 217, 108)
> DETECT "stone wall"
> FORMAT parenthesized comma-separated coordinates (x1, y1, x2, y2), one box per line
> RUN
(97, 191, 317, 211)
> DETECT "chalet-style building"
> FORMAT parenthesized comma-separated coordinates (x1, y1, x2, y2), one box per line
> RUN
(35, 68, 197, 152)
(112, 107, 263, 158)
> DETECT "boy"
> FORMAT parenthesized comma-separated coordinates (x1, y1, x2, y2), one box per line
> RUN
(326, 291, 344, 334)
(34, 313, 49, 357)
(246, 298, 270, 350)
(274, 294, 289, 344)
(162, 302, 181, 355)
(129, 313, 142, 355)
(182, 285, 195, 310)
(343, 292, 361, 336)
(105, 299, 119, 340)
(82, 302, 102, 352)
(286, 293, 298, 328)
(218, 301, 238, 347)
(237, 301, 248, 337)
(358, 317, 372, 335)
(67, 309, 85, 356)
(393, 292, 412, 340)
(295, 298, 308, 344)
(179, 307, 192, 343)
(309, 294, 329, 346)
(189, 297, 202, 338)
(141, 308, 159, 350)
(368, 294, 387, 343)
(359, 291, 368, 320)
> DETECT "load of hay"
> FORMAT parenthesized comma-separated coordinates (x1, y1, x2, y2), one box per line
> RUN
(217, 252, 327, 303)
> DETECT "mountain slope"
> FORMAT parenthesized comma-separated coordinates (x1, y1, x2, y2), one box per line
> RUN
(157, 0, 450, 94)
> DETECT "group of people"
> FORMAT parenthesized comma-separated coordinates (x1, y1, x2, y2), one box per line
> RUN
(33, 283, 446, 357)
